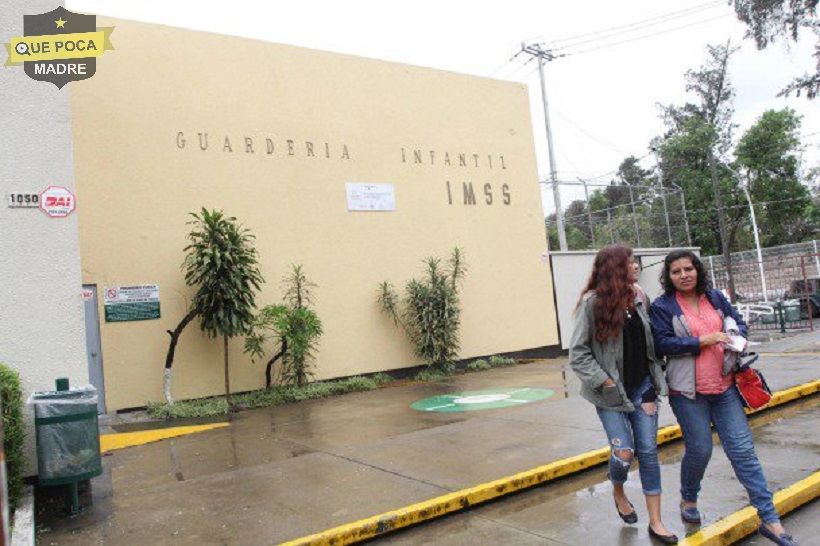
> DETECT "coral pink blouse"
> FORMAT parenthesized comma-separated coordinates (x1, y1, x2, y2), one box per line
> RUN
(676, 293, 733, 395)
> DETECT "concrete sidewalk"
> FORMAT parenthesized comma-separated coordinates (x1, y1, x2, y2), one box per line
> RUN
(38, 331, 820, 545)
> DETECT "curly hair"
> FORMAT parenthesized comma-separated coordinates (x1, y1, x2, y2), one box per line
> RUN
(577, 244, 635, 343)
(660, 249, 710, 295)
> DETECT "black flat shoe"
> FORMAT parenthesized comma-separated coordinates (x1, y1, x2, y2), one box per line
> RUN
(648, 524, 679, 544)
(615, 499, 637, 524)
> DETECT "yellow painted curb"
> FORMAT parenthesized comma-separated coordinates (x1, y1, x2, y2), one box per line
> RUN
(279, 379, 819, 546)
(100, 423, 230, 452)
(760, 379, 820, 410)
(680, 471, 820, 545)
(757, 352, 820, 357)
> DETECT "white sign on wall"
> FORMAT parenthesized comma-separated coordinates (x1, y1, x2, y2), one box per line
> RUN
(39, 186, 76, 218)
(103, 284, 161, 322)
(345, 183, 396, 211)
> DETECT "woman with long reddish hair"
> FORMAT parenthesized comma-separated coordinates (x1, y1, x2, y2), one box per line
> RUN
(570, 244, 677, 544)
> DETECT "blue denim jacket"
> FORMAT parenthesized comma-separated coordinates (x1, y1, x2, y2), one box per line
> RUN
(649, 288, 748, 399)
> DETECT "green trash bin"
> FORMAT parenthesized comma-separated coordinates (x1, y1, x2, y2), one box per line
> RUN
(783, 301, 801, 322)
(28, 382, 101, 513)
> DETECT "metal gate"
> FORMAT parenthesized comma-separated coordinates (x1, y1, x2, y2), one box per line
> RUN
(82, 285, 107, 413)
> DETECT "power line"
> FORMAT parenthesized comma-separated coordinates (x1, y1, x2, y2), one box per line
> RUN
(549, 1, 724, 51)
(561, 14, 731, 57)
(486, 48, 525, 78)
(553, 108, 631, 155)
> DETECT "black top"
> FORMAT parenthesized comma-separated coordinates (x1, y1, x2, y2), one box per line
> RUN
(622, 309, 649, 391)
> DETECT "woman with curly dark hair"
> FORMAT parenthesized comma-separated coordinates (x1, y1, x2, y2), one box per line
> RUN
(570, 244, 677, 544)
(650, 250, 797, 546)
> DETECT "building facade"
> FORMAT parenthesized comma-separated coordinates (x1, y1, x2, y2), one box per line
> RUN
(5, 14, 560, 414)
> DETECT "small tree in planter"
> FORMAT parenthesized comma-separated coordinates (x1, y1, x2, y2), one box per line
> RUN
(245, 265, 323, 387)
(183, 208, 263, 408)
(378, 247, 466, 373)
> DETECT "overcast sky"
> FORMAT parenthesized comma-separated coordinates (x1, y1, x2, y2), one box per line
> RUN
(67, 0, 820, 214)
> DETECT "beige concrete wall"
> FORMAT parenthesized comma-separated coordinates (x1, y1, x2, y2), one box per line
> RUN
(70, 18, 559, 410)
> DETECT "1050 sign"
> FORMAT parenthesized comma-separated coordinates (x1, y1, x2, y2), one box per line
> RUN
(8, 193, 39, 208)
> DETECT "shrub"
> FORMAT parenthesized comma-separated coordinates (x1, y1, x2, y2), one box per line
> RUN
(489, 355, 516, 367)
(466, 359, 491, 372)
(146, 375, 389, 419)
(0, 364, 25, 511)
(245, 265, 323, 388)
(414, 369, 451, 382)
(378, 248, 467, 373)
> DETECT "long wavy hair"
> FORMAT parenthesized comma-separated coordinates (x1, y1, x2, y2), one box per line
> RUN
(660, 249, 710, 295)
(577, 244, 635, 342)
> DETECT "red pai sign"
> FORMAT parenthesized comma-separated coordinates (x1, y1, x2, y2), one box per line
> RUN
(39, 186, 76, 218)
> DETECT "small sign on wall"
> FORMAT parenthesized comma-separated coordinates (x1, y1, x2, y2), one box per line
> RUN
(346, 183, 396, 211)
(39, 186, 76, 218)
(7, 192, 40, 208)
(103, 284, 160, 322)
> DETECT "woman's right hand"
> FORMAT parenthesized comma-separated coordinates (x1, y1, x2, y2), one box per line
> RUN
(699, 332, 730, 347)
(602, 379, 616, 387)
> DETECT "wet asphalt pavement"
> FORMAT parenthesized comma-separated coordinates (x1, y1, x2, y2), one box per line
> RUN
(36, 331, 820, 545)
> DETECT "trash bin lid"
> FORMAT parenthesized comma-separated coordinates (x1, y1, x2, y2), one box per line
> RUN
(27, 385, 98, 405)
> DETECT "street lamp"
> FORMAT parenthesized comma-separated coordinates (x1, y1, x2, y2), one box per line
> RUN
(727, 166, 768, 302)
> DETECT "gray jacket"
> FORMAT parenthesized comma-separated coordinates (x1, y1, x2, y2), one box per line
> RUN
(569, 290, 669, 412)
(649, 289, 748, 400)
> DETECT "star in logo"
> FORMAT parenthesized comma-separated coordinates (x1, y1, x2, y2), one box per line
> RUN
(55, 17, 66, 28)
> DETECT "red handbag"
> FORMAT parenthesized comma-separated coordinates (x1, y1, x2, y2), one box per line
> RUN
(734, 353, 772, 410)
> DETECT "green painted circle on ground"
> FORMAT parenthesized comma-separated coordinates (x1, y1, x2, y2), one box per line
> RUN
(411, 388, 555, 413)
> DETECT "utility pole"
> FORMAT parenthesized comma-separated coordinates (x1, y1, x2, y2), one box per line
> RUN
(522, 43, 567, 251)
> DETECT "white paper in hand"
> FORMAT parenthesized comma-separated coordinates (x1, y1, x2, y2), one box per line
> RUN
(724, 335, 747, 353)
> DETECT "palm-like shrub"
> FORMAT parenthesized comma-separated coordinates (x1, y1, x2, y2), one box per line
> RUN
(245, 265, 323, 387)
(378, 248, 466, 373)
(184, 208, 263, 406)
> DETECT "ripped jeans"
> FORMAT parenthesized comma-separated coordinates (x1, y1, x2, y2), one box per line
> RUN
(596, 376, 661, 495)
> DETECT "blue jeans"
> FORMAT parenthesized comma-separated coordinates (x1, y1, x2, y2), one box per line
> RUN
(669, 386, 779, 524)
(596, 376, 661, 495)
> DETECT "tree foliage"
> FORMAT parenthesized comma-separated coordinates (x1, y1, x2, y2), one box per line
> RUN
(734, 108, 818, 244)
(183, 208, 263, 405)
(550, 43, 818, 256)
(732, 0, 820, 98)
(654, 44, 748, 256)
(378, 248, 466, 373)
